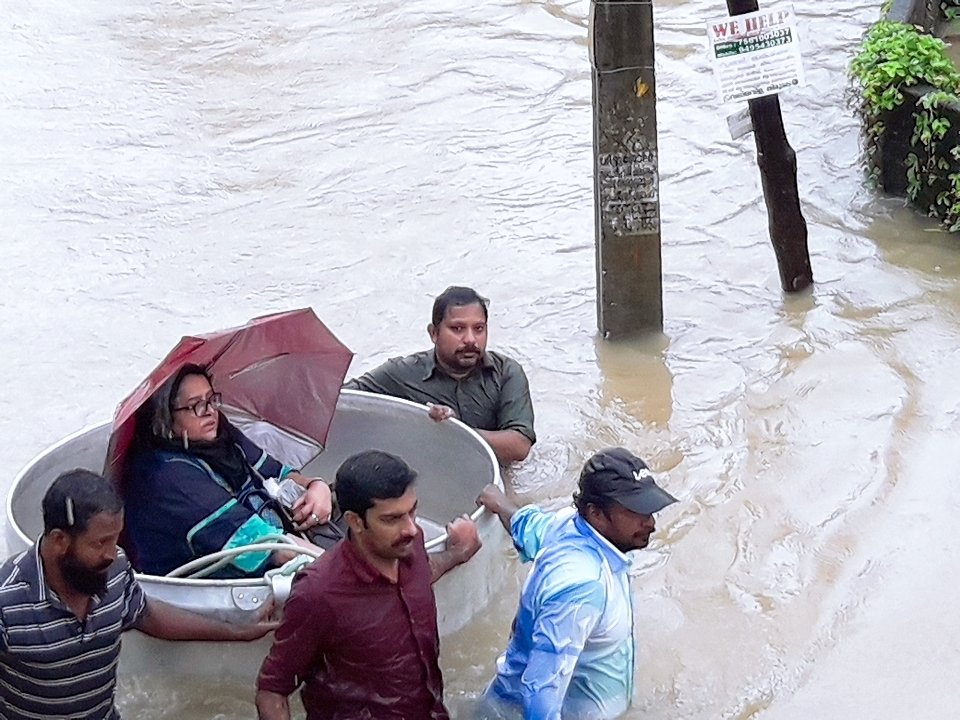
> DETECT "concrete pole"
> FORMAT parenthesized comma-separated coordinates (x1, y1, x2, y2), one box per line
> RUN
(591, 0, 662, 338)
(726, 0, 813, 292)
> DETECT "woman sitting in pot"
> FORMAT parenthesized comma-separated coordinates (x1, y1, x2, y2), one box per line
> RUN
(124, 363, 332, 577)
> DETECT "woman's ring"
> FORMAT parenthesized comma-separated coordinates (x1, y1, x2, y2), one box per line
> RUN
(310, 512, 320, 524)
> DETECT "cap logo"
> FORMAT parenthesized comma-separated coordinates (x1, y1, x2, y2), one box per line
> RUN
(633, 469, 653, 482)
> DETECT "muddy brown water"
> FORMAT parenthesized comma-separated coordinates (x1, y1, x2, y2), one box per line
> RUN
(3, 0, 960, 717)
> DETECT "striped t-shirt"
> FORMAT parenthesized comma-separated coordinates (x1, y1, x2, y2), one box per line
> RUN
(0, 542, 147, 720)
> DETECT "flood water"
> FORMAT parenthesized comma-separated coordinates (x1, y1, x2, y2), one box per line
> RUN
(3, 0, 960, 717)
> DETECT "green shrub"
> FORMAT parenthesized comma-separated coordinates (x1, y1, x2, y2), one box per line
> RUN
(850, 20, 960, 229)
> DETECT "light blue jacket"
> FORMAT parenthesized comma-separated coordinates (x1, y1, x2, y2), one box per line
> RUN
(487, 506, 634, 720)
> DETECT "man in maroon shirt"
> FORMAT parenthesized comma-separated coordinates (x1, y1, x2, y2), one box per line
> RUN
(255, 450, 482, 720)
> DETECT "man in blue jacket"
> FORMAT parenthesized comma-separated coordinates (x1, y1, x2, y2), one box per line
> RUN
(477, 448, 678, 719)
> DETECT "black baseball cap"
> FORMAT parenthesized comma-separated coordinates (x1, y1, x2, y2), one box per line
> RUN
(578, 447, 677, 515)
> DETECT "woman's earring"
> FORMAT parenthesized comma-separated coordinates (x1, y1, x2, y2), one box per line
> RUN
(182, 430, 189, 450)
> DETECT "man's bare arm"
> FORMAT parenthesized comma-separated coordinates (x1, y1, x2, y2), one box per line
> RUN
(135, 598, 277, 641)
(476, 428, 532, 464)
(428, 517, 481, 583)
(426, 404, 531, 464)
(476, 484, 519, 534)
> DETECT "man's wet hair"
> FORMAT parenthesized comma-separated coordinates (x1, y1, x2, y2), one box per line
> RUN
(431, 286, 489, 327)
(336, 450, 417, 521)
(42, 469, 123, 536)
(573, 489, 616, 518)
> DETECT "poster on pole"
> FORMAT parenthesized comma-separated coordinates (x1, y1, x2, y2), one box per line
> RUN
(706, 5, 805, 105)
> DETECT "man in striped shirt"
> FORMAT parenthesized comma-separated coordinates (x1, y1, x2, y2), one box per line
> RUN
(0, 469, 277, 720)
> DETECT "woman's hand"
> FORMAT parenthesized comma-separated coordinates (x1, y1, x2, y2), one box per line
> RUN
(287, 472, 333, 530)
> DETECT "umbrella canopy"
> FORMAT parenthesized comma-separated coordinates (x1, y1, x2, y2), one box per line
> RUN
(104, 308, 353, 482)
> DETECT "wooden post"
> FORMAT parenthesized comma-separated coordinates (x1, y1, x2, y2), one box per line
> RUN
(591, 0, 662, 337)
(726, 0, 813, 292)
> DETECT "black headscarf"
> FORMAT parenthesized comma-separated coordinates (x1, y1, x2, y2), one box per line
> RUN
(148, 413, 251, 492)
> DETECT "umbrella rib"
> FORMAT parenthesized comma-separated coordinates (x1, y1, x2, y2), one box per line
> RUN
(205, 333, 243, 370)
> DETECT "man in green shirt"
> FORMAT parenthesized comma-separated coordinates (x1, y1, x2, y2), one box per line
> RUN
(344, 286, 535, 464)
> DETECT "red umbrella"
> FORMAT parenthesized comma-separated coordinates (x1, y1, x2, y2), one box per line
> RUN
(104, 308, 353, 483)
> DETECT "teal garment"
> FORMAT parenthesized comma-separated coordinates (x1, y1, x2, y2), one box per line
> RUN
(486, 506, 635, 720)
(184, 495, 278, 574)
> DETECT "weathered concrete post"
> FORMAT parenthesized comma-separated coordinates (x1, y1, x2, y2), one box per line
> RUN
(591, 0, 662, 337)
(726, 0, 813, 293)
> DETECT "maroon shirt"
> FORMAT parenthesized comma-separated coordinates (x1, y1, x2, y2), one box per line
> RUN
(256, 530, 449, 720)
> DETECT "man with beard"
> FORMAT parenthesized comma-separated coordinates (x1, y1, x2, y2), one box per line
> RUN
(476, 448, 678, 720)
(344, 286, 535, 465)
(255, 450, 482, 720)
(0, 469, 277, 720)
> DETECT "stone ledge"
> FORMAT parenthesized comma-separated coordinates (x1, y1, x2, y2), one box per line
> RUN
(888, 0, 938, 31)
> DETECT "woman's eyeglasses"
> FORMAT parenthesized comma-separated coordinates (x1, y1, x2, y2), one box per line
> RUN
(173, 393, 223, 417)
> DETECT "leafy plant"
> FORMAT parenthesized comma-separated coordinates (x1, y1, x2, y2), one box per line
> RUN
(850, 21, 959, 138)
(850, 19, 960, 230)
(907, 91, 953, 199)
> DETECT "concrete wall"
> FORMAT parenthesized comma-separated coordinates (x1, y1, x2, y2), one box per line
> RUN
(889, 0, 938, 31)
